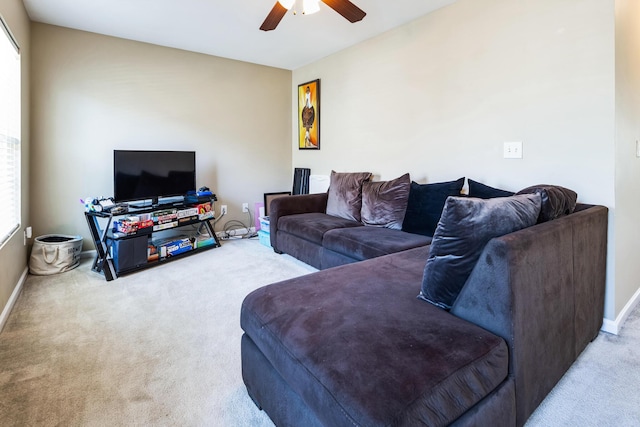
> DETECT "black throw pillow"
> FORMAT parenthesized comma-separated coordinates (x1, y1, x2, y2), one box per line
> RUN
(418, 194, 541, 310)
(467, 179, 514, 199)
(402, 177, 465, 237)
(516, 184, 577, 223)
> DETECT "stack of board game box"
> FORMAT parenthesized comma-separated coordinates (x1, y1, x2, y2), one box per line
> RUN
(150, 236, 195, 259)
(112, 215, 153, 236)
(145, 203, 217, 261)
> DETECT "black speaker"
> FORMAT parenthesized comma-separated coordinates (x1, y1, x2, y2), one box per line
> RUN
(293, 168, 311, 195)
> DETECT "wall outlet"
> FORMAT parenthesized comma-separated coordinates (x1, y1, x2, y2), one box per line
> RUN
(242, 203, 249, 213)
(221, 205, 227, 215)
(23, 226, 32, 245)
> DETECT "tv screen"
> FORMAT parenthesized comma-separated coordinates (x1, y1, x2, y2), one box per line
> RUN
(113, 150, 196, 203)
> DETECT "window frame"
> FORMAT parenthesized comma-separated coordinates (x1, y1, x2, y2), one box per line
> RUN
(0, 14, 21, 248)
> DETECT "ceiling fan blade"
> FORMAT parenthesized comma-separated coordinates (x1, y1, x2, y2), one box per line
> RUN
(260, 2, 288, 31)
(321, 0, 366, 23)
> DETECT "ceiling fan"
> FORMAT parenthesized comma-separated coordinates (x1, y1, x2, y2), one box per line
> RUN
(260, 0, 366, 31)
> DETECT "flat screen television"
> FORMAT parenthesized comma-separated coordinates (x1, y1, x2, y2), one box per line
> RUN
(113, 150, 196, 205)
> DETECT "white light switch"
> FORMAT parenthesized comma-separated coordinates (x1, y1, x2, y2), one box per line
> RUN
(504, 141, 523, 159)
(636, 140, 640, 158)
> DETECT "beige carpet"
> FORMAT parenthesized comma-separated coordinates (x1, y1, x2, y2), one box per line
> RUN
(526, 303, 640, 426)
(1, 238, 639, 426)
(0, 239, 315, 426)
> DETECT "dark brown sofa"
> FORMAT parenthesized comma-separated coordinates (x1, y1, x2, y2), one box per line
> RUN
(242, 203, 608, 426)
(269, 192, 432, 269)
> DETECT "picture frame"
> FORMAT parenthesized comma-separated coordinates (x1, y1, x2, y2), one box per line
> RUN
(298, 79, 320, 150)
(263, 192, 291, 217)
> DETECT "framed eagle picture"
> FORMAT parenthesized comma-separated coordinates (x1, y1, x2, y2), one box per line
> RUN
(298, 79, 320, 150)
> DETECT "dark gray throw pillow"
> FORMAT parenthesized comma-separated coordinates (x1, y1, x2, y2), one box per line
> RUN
(468, 179, 514, 199)
(516, 184, 577, 223)
(361, 173, 410, 230)
(419, 194, 542, 310)
(326, 171, 372, 222)
(402, 177, 465, 236)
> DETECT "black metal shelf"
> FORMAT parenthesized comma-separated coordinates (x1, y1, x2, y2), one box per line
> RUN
(110, 243, 215, 276)
(84, 200, 221, 281)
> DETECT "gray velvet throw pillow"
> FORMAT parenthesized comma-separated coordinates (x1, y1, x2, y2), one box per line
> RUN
(419, 194, 542, 310)
(361, 173, 411, 230)
(326, 171, 372, 222)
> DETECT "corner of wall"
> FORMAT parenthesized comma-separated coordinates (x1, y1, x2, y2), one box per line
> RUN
(601, 285, 640, 335)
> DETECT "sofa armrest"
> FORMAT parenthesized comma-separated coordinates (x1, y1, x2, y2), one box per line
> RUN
(450, 205, 608, 426)
(269, 193, 329, 251)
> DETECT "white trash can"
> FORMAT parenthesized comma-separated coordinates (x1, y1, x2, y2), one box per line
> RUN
(29, 235, 83, 275)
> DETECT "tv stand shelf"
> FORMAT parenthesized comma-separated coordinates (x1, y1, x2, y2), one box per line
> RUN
(85, 200, 221, 281)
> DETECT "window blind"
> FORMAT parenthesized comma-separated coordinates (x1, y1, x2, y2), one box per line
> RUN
(0, 15, 20, 247)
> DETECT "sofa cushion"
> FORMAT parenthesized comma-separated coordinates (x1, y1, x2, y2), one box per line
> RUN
(402, 177, 465, 236)
(326, 171, 372, 222)
(468, 179, 514, 199)
(278, 212, 363, 245)
(361, 173, 410, 230)
(516, 184, 577, 223)
(323, 226, 431, 261)
(419, 194, 541, 310)
(241, 248, 509, 426)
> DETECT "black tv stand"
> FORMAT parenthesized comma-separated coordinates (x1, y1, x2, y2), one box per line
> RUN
(85, 198, 221, 281)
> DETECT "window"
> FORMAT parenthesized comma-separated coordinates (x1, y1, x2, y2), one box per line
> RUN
(0, 15, 20, 247)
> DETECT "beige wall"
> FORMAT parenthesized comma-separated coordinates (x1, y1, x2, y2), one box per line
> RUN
(30, 24, 292, 250)
(293, 0, 621, 319)
(614, 0, 640, 319)
(0, 0, 30, 321)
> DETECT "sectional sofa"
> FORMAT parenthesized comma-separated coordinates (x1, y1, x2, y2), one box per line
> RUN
(241, 173, 608, 426)
(269, 173, 465, 269)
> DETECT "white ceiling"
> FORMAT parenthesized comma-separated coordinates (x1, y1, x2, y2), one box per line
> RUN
(21, 0, 455, 70)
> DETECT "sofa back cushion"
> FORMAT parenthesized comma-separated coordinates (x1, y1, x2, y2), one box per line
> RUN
(419, 194, 541, 309)
(361, 173, 411, 230)
(402, 178, 465, 237)
(326, 171, 372, 222)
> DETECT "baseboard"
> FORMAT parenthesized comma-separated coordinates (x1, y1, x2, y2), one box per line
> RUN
(601, 287, 640, 335)
(81, 250, 97, 259)
(0, 267, 28, 333)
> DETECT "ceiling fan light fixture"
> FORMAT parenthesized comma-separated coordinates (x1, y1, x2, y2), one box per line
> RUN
(278, 0, 296, 10)
(262, 0, 365, 31)
(302, 0, 321, 15)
